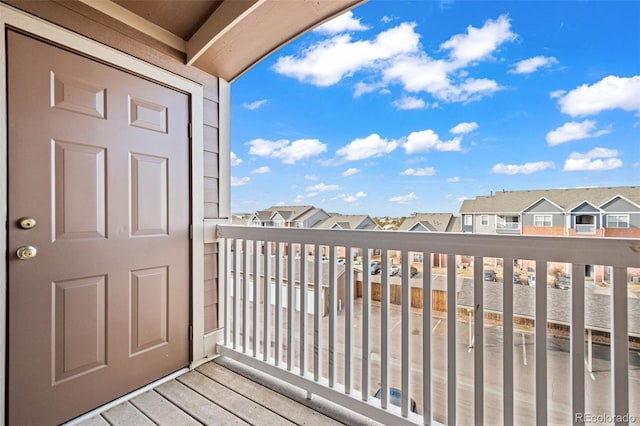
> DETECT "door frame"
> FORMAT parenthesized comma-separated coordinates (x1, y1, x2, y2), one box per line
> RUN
(0, 4, 206, 421)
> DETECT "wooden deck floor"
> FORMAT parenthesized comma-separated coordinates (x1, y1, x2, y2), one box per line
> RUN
(74, 358, 379, 426)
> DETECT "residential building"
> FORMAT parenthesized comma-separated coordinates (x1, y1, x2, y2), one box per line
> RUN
(313, 213, 380, 230)
(396, 213, 462, 268)
(248, 205, 330, 228)
(460, 186, 640, 237)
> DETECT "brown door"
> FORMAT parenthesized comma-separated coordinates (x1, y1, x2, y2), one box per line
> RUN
(7, 31, 190, 425)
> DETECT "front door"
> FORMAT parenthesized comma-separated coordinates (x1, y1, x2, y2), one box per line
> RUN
(7, 31, 190, 425)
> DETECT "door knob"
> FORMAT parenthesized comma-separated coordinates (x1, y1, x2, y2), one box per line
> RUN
(18, 217, 37, 229)
(16, 246, 37, 260)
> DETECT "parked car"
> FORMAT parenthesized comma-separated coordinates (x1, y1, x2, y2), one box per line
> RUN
(337, 258, 346, 265)
(398, 265, 418, 277)
(513, 273, 524, 285)
(374, 387, 417, 413)
(370, 261, 381, 275)
(389, 264, 400, 276)
(483, 270, 497, 282)
(554, 273, 571, 290)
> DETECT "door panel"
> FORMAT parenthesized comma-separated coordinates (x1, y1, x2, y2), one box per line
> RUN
(7, 31, 191, 425)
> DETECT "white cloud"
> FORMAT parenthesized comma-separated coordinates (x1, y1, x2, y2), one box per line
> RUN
(546, 120, 611, 146)
(230, 152, 243, 166)
(401, 167, 435, 176)
(231, 176, 250, 186)
(337, 133, 398, 160)
(440, 15, 517, 67)
(447, 176, 460, 182)
(243, 99, 268, 110)
(509, 56, 558, 74)
(389, 192, 418, 203)
(251, 166, 271, 174)
(557, 75, 640, 117)
(563, 147, 623, 171)
(305, 174, 320, 181)
(549, 90, 565, 99)
(450, 122, 478, 134)
(402, 129, 462, 153)
(342, 167, 361, 177)
(274, 22, 420, 86)
(247, 138, 327, 164)
(314, 11, 369, 34)
(491, 161, 555, 175)
(337, 191, 367, 203)
(392, 96, 427, 110)
(306, 183, 340, 192)
(381, 16, 393, 23)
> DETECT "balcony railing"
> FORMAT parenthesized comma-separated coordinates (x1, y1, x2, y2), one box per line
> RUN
(215, 225, 640, 425)
(576, 224, 597, 234)
(496, 222, 521, 234)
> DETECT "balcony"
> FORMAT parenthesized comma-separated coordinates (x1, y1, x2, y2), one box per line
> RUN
(79, 226, 640, 425)
(496, 222, 521, 234)
(576, 224, 597, 234)
(212, 225, 640, 424)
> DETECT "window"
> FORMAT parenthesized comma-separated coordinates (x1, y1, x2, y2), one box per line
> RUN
(534, 215, 552, 227)
(607, 214, 629, 228)
(413, 253, 423, 263)
(481, 215, 489, 226)
(464, 215, 472, 226)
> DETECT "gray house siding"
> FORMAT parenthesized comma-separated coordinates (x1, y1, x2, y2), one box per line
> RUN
(526, 199, 563, 213)
(303, 210, 330, 228)
(602, 197, 640, 213)
(462, 214, 473, 232)
(522, 212, 565, 227)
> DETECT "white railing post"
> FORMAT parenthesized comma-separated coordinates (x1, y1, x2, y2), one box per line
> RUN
(345, 246, 354, 394)
(313, 244, 323, 382)
(571, 263, 585, 425)
(611, 266, 629, 423)
(447, 254, 457, 424)
(287, 242, 296, 371)
(503, 258, 514, 425)
(275, 242, 283, 366)
(329, 245, 337, 388)
(535, 260, 548, 425)
(253, 239, 261, 357)
(423, 252, 432, 425)
(362, 248, 371, 401)
(243, 239, 250, 353)
(401, 250, 411, 417)
(300, 245, 308, 376)
(380, 248, 390, 409)
(233, 239, 241, 350)
(473, 256, 484, 425)
(224, 238, 231, 346)
(263, 241, 272, 361)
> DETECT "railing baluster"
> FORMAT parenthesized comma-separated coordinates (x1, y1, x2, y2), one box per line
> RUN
(329, 245, 337, 388)
(423, 252, 432, 425)
(503, 258, 514, 425)
(611, 266, 629, 422)
(362, 248, 371, 401)
(253, 240, 260, 357)
(345, 246, 353, 394)
(473, 256, 484, 425)
(381, 248, 389, 409)
(233, 239, 241, 350)
(447, 254, 457, 424)
(314, 245, 323, 382)
(287, 242, 296, 371)
(300, 245, 308, 376)
(224, 238, 231, 346)
(243, 239, 250, 353)
(571, 263, 585, 425)
(401, 249, 411, 417)
(535, 260, 548, 426)
(275, 242, 283, 366)
(263, 241, 272, 362)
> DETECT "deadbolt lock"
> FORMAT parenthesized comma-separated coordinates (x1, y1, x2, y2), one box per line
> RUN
(16, 246, 37, 260)
(18, 217, 37, 230)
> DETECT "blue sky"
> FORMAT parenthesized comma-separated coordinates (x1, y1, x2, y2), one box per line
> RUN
(229, 0, 640, 217)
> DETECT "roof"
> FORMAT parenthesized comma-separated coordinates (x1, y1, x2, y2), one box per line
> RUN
(313, 214, 378, 230)
(459, 186, 640, 214)
(397, 213, 458, 232)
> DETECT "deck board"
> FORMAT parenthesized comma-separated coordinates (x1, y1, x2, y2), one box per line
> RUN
(197, 362, 345, 426)
(100, 401, 155, 426)
(129, 389, 201, 426)
(155, 379, 248, 425)
(178, 370, 296, 425)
